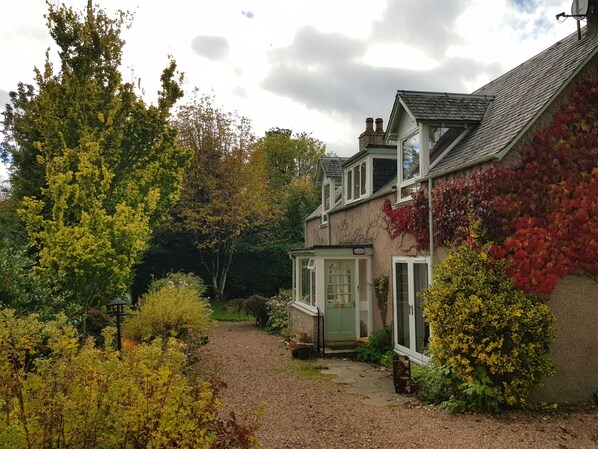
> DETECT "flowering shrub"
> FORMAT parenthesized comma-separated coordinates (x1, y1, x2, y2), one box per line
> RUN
(383, 74, 598, 295)
(421, 241, 555, 411)
(0, 309, 259, 448)
(265, 289, 292, 335)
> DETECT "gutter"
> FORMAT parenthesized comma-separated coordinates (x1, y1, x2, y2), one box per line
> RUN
(428, 178, 434, 277)
(419, 153, 498, 183)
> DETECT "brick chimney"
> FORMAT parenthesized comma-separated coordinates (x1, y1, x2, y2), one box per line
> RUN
(358, 117, 385, 150)
(588, 0, 598, 36)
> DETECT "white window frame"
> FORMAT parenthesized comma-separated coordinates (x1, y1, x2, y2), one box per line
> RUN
(297, 258, 316, 307)
(321, 179, 332, 224)
(392, 256, 431, 364)
(345, 160, 368, 204)
(398, 124, 469, 202)
(398, 127, 422, 202)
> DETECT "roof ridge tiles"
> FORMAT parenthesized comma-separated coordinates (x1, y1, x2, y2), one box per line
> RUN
(397, 90, 495, 101)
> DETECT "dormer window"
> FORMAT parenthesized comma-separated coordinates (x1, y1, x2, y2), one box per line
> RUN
(386, 90, 495, 202)
(429, 126, 464, 166)
(399, 125, 467, 200)
(346, 161, 368, 204)
(354, 161, 367, 199)
(316, 157, 347, 225)
(401, 131, 420, 182)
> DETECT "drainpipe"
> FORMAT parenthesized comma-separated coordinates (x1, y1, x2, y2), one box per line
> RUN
(289, 253, 296, 335)
(428, 178, 434, 278)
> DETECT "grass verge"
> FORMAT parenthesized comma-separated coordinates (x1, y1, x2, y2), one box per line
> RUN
(210, 300, 253, 322)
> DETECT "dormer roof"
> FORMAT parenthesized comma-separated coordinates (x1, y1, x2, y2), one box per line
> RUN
(402, 91, 492, 121)
(385, 27, 598, 177)
(315, 157, 348, 186)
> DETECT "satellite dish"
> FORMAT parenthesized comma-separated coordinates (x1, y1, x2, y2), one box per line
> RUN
(571, 0, 588, 20)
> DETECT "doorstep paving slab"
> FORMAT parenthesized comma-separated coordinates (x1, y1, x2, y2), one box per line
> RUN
(317, 358, 414, 407)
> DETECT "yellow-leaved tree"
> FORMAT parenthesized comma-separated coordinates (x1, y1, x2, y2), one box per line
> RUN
(2, 2, 190, 312)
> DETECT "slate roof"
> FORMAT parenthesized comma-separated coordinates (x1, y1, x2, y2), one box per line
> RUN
(430, 28, 598, 176)
(397, 91, 494, 123)
(319, 157, 347, 178)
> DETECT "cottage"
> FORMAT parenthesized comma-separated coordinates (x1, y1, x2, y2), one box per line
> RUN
(289, 20, 598, 402)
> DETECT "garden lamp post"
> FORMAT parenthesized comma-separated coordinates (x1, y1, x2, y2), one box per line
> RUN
(108, 297, 128, 351)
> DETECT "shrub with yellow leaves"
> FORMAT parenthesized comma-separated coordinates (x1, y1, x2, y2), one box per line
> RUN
(421, 241, 555, 411)
(0, 309, 258, 448)
(123, 281, 213, 345)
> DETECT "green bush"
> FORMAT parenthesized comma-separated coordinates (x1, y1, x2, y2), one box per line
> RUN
(124, 282, 213, 345)
(355, 326, 394, 367)
(0, 309, 259, 448)
(224, 298, 248, 315)
(243, 295, 269, 328)
(0, 240, 81, 323)
(411, 364, 453, 405)
(265, 289, 292, 335)
(421, 241, 555, 411)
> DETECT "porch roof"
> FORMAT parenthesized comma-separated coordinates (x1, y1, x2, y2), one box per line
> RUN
(290, 243, 374, 257)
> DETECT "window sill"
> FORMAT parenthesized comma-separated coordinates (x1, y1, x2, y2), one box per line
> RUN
(291, 301, 319, 316)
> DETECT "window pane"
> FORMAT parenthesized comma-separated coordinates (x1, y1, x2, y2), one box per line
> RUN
(400, 184, 416, 199)
(310, 270, 316, 306)
(324, 184, 331, 211)
(429, 126, 462, 165)
(360, 163, 366, 196)
(347, 171, 352, 200)
(414, 263, 430, 354)
(402, 132, 420, 181)
(300, 259, 309, 303)
(395, 263, 410, 348)
(326, 262, 352, 305)
(353, 167, 359, 199)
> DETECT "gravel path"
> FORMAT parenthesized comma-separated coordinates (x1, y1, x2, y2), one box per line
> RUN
(199, 321, 598, 449)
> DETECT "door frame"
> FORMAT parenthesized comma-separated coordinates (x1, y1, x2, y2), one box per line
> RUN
(324, 259, 356, 341)
(392, 256, 431, 363)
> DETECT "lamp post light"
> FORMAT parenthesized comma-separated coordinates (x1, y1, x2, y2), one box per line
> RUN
(107, 297, 128, 351)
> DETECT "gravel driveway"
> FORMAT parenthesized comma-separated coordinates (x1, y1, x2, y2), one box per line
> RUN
(199, 321, 598, 449)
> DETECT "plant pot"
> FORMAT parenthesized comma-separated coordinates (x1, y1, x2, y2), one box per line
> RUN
(292, 343, 312, 360)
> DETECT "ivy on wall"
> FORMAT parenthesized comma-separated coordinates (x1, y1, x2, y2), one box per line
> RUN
(383, 74, 598, 295)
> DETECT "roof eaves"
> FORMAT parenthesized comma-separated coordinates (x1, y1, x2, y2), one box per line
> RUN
(422, 153, 498, 181)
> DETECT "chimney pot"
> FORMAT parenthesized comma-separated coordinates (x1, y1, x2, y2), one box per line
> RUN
(588, 0, 598, 36)
(365, 117, 374, 132)
(375, 118, 384, 134)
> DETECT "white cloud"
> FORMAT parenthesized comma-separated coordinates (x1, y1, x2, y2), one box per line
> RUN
(0, 0, 582, 157)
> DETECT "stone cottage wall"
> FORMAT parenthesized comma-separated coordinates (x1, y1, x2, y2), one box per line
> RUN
(531, 275, 598, 402)
(305, 191, 423, 331)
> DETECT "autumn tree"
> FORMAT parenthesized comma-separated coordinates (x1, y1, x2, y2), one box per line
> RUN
(167, 92, 278, 300)
(256, 128, 327, 242)
(1, 2, 189, 311)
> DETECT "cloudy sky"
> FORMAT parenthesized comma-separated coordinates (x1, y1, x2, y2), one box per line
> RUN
(0, 0, 586, 184)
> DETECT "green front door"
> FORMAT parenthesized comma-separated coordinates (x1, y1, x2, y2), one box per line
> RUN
(325, 260, 356, 341)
